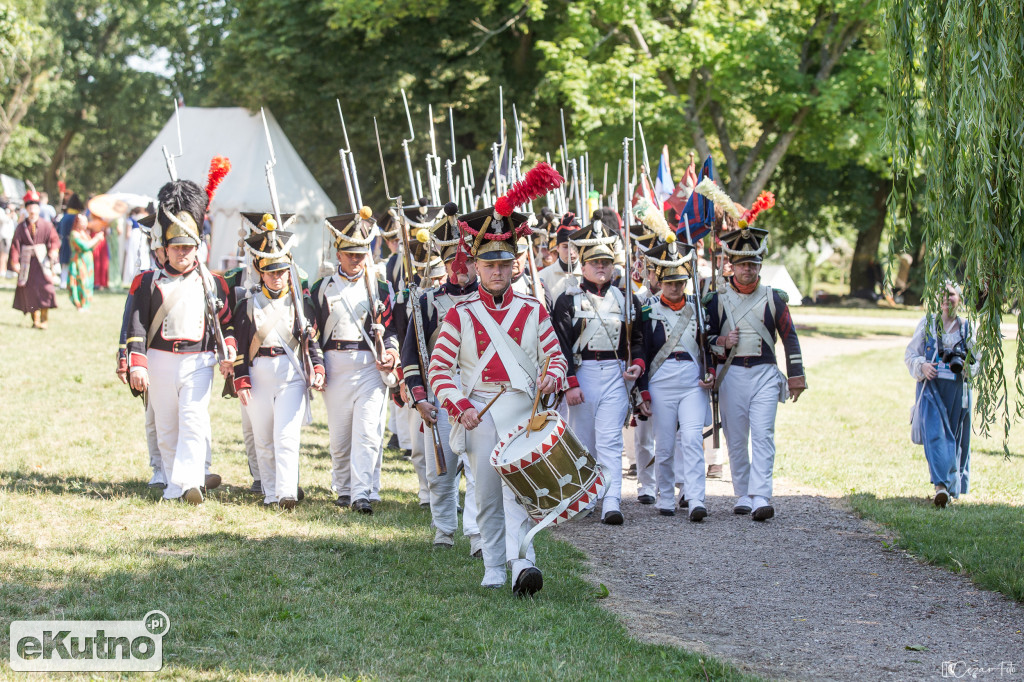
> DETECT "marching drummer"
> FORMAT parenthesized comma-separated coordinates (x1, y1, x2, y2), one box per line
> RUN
(427, 168, 568, 597)
(551, 217, 645, 525)
(403, 203, 483, 554)
(637, 238, 713, 521)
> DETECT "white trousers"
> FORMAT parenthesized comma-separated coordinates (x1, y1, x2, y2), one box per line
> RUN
(406, 408, 431, 505)
(323, 350, 387, 501)
(425, 399, 479, 536)
(623, 421, 657, 497)
(147, 350, 215, 499)
(650, 359, 709, 509)
(146, 398, 161, 472)
(719, 364, 782, 499)
(247, 355, 306, 503)
(240, 401, 258, 481)
(466, 391, 536, 570)
(391, 402, 412, 449)
(569, 360, 628, 505)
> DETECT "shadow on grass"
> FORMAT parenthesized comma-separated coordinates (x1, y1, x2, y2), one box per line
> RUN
(0, 470, 425, 511)
(848, 492, 1024, 602)
(0, 530, 750, 680)
(972, 447, 1024, 460)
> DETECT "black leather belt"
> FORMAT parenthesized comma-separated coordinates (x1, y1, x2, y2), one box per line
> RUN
(581, 350, 622, 362)
(323, 340, 369, 352)
(256, 346, 288, 357)
(667, 351, 692, 362)
(736, 355, 775, 368)
(167, 339, 204, 354)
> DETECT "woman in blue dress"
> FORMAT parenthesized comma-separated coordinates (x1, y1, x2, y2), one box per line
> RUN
(904, 282, 978, 507)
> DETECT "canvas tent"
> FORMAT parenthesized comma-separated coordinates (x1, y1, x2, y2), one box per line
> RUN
(761, 263, 803, 305)
(110, 106, 336, 272)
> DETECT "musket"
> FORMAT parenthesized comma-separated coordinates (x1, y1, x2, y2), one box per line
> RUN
(425, 105, 442, 205)
(161, 99, 183, 182)
(683, 216, 720, 448)
(620, 134, 638, 427)
(336, 100, 360, 212)
(445, 107, 458, 203)
(374, 117, 447, 476)
(261, 108, 315, 393)
(400, 90, 418, 202)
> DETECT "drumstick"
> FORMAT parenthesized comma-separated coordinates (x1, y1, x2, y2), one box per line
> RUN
(477, 385, 507, 418)
(526, 356, 553, 436)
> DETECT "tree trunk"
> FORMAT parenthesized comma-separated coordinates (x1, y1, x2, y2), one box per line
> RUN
(849, 178, 887, 298)
(45, 126, 78, 197)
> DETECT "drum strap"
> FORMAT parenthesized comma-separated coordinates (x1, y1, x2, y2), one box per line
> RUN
(517, 497, 573, 560)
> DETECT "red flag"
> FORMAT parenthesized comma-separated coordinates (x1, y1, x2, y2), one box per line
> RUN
(666, 155, 698, 215)
(631, 173, 658, 208)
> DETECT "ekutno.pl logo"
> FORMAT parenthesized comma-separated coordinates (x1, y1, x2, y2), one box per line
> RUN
(9, 610, 169, 672)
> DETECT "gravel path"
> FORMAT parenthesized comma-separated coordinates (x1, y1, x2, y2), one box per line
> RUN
(551, 335, 1024, 681)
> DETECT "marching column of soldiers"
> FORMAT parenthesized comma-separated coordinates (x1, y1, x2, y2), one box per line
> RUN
(120, 143, 806, 599)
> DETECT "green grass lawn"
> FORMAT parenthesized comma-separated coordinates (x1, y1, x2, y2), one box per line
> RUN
(0, 290, 754, 680)
(777, 344, 1024, 601)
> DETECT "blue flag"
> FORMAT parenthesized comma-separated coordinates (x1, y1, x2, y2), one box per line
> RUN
(676, 156, 714, 243)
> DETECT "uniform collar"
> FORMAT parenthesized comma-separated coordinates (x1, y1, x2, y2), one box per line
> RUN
(164, 260, 198, 277)
(730, 276, 760, 295)
(262, 283, 289, 299)
(336, 266, 362, 282)
(581, 278, 612, 296)
(660, 295, 686, 311)
(478, 285, 512, 309)
(443, 278, 479, 296)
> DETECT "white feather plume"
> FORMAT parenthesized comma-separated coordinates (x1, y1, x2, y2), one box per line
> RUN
(632, 197, 674, 241)
(695, 178, 741, 220)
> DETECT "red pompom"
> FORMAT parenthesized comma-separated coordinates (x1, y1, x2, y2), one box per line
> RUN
(206, 156, 232, 206)
(743, 191, 775, 225)
(494, 196, 514, 218)
(498, 162, 564, 213)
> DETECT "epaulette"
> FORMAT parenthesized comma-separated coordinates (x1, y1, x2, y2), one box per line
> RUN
(640, 304, 651, 321)
(701, 291, 715, 306)
(773, 288, 789, 304)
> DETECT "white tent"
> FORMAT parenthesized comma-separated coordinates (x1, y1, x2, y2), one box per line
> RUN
(761, 263, 803, 305)
(110, 106, 336, 272)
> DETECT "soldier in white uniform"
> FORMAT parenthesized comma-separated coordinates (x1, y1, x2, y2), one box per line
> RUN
(402, 203, 482, 554)
(551, 219, 645, 525)
(126, 177, 235, 504)
(537, 213, 582, 308)
(428, 196, 568, 597)
(230, 219, 325, 508)
(310, 207, 400, 514)
(637, 238, 714, 520)
(705, 225, 806, 521)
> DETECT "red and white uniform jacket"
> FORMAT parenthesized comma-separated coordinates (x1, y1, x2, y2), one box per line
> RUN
(427, 287, 568, 419)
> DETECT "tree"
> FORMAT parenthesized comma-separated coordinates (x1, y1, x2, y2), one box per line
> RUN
(535, 0, 882, 207)
(885, 0, 1024, 435)
(0, 0, 59, 163)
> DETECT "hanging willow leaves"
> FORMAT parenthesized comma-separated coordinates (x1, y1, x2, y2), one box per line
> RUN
(884, 0, 1024, 443)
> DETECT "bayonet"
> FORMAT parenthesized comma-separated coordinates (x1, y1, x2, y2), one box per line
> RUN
(161, 99, 183, 181)
(374, 117, 447, 475)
